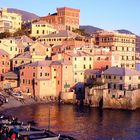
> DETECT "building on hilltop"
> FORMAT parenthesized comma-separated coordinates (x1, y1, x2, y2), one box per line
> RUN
(40, 7, 80, 31)
(31, 20, 56, 37)
(0, 8, 22, 33)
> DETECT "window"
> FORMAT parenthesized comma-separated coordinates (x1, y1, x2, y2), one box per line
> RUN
(42, 30, 45, 34)
(75, 57, 77, 61)
(114, 76, 116, 79)
(40, 73, 42, 77)
(10, 47, 12, 51)
(37, 30, 39, 34)
(58, 80, 60, 85)
(84, 57, 86, 61)
(45, 73, 47, 76)
(75, 72, 77, 75)
(23, 79, 25, 84)
(129, 76, 131, 80)
(33, 73, 35, 77)
(120, 76, 122, 80)
(89, 65, 91, 69)
(114, 84, 116, 89)
(89, 57, 92, 61)
(83, 65, 86, 69)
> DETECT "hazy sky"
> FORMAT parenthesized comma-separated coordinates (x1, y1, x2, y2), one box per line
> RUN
(0, 0, 139, 35)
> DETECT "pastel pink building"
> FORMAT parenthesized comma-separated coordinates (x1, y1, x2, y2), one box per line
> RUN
(0, 49, 10, 80)
(93, 47, 112, 70)
(20, 60, 73, 98)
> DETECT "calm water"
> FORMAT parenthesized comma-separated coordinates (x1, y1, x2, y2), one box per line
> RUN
(3, 104, 140, 140)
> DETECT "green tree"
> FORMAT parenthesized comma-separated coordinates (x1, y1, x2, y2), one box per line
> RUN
(0, 32, 11, 39)
(73, 28, 90, 37)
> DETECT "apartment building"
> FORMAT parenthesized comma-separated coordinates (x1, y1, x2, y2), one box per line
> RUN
(0, 49, 10, 80)
(0, 38, 19, 59)
(31, 20, 56, 37)
(64, 50, 94, 84)
(40, 7, 80, 31)
(94, 30, 136, 69)
(38, 30, 80, 46)
(0, 8, 22, 33)
(103, 67, 140, 98)
(20, 60, 73, 98)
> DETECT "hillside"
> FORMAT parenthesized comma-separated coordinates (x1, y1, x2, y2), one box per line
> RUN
(80, 25, 102, 34)
(8, 8, 39, 22)
(80, 25, 134, 35)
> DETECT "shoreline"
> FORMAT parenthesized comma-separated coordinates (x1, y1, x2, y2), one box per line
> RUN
(1, 95, 139, 113)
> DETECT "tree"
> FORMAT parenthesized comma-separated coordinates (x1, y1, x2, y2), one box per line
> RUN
(0, 32, 11, 39)
(13, 23, 31, 37)
(73, 28, 90, 37)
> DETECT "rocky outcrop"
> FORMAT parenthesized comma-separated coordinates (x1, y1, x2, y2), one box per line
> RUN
(85, 86, 140, 110)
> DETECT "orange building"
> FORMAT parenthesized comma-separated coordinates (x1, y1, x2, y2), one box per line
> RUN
(20, 60, 73, 98)
(0, 49, 10, 80)
(40, 7, 80, 31)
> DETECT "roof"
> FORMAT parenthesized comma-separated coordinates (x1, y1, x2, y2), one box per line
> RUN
(0, 49, 9, 56)
(26, 60, 52, 67)
(65, 50, 93, 57)
(103, 67, 140, 76)
(85, 69, 102, 75)
(39, 30, 79, 38)
(14, 51, 32, 59)
(16, 41, 28, 49)
(32, 20, 51, 25)
(2, 71, 18, 79)
(16, 35, 34, 43)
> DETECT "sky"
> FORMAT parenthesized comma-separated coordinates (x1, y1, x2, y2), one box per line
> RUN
(0, 0, 139, 35)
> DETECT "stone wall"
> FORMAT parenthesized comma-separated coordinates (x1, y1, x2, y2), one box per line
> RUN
(85, 86, 140, 110)
(61, 92, 76, 103)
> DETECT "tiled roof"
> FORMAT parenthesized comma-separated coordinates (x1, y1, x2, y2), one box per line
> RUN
(17, 35, 34, 43)
(103, 67, 140, 76)
(26, 60, 52, 67)
(32, 20, 51, 25)
(0, 49, 9, 56)
(85, 69, 102, 75)
(14, 51, 32, 59)
(66, 50, 93, 57)
(39, 30, 79, 38)
(2, 71, 18, 79)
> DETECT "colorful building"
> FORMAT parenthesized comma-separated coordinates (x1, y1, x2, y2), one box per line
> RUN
(20, 60, 74, 98)
(0, 49, 10, 80)
(103, 67, 140, 97)
(40, 7, 80, 31)
(0, 8, 22, 33)
(38, 30, 80, 46)
(31, 20, 56, 37)
(0, 38, 19, 59)
(93, 30, 136, 69)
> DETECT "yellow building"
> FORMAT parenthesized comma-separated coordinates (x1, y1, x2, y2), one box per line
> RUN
(31, 20, 56, 37)
(0, 38, 19, 59)
(94, 30, 136, 69)
(103, 67, 140, 98)
(0, 8, 22, 33)
(64, 50, 94, 84)
(38, 30, 80, 46)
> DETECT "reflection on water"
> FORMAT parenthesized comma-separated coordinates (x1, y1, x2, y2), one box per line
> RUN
(4, 104, 140, 140)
